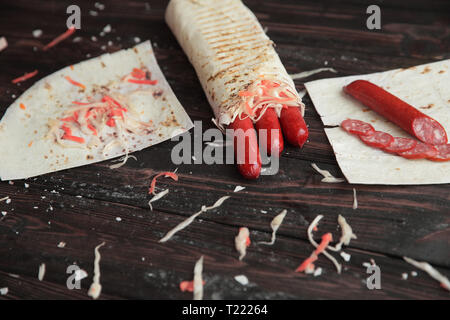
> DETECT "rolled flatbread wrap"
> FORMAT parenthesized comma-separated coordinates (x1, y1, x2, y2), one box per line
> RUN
(165, 0, 304, 126)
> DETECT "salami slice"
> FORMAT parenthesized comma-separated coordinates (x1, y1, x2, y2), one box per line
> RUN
(428, 144, 450, 162)
(383, 137, 417, 153)
(413, 117, 448, 146)
(359, 131, 394, 148)
(398, 142, 438, 159)
(341, 119, 375, 136)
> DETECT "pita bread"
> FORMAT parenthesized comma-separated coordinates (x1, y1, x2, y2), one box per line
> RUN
(0, 41, 193, 181)
(305, 59, 450, 185)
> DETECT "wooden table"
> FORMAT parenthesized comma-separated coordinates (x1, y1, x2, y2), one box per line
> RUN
(0, 0, 449, 300)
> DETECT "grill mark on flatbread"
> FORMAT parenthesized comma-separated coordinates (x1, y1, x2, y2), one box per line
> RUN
(201, 23, 256, 36)
(195, 6, 241, 23)
(215, 40, 271, 57)
(215, 44, 273, 69)
(203, 26, 258, 40)
(208, 31, 262, 47)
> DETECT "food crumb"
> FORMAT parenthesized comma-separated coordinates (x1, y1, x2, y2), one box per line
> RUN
(234, 275, 249, 285)
(134, 37, 141, 43)
(32, 29, 43, 38)
(340, 251, 351, 262)
(57, 242, 66, 248)
(24, 183, 29, 188)
(0, 287, 8, 295)
(411, 271, 418, 277)
(402, 273, 408, 280)
(115, 217, 122, 222)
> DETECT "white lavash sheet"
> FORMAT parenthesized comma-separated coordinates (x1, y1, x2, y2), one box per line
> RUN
(0, 41, 193, 181)
(305, 59, 450, 185)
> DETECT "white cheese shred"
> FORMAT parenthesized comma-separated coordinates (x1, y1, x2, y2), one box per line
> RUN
(234, 275, 249, 285)
(0, 196, 9, 202)
(88, 242, 106, 300)
(290, 68, 337, 80)
(259, 210, 287, 246)
(38, 263, 46, 281)
(328, 215, 357, 252)
(148, 189, 169, 211)
(235, 227, 250, 261)
(0, 287, 8, 295)
(403, 256, 450, 291)
(193, 256, 204, 300)
(109, 154, 137, 169)
(159, 196, 230, 243)
(352, 188, 358, 210)
(311, 163, 345, 183)
(233, 186, 246, 192)
(307, 215, 342, 274)
(0, 37, 7, 52)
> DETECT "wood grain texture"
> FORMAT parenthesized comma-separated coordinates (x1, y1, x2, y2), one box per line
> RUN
(0, 0, 449, 299)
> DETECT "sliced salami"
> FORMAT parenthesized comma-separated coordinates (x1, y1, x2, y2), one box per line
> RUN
(341, 119, 375, 136)
(398, 142, 438, 159)
(413, 117, 448, 146)
(383, 137, 417, 153)
(428, 144, 450, 162)
(359, 131, 394, 148)
(344, 80, 448, 145)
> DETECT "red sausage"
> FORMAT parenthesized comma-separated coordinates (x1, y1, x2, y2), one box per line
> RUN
(359, 131, 394, 149)
(255, 107, 284, 156)
(341, 119, 375, 136)
(344, 80, 448, 145)
(398, 142, 438, 159)
(279, 106, 309, 148)
(228, 116, 261, 179)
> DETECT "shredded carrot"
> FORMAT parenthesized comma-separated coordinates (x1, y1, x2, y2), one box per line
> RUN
(61, 124, 85, 144)
(43, 26, 76, 51)
(149, 172, 179, 194)
(244, 101, 254, 116)
(20, 103, 26, 110)
(72, 101, 90, 105)
(70, 65, 74, 70)
(238, 90, 255, 97)
(28, 141, 33, 147)
(296, 233, 333, 273)
(127, 79, 158, 85)
(180, 280, 205, 292)
(131, 68, 146, 79)
(296, 255, 318, 273)
(65, 76, 86, 90)
(12, 70, 38, 84)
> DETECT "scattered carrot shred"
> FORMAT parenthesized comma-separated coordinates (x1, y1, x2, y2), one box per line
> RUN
(20, 103, 26, 110)
(70, 65, 74, 70)
(149, 171, 179, 194)
(65, 76, 86, 90)
(127, 79, 158, 85)
(131, 68, 146, 79)
(43, 26, 76, 51)
(179, 280, 205, 292)
(28, 141, 33, 147)
(296, 233, 333, 273)
(12, 70, 38, 84)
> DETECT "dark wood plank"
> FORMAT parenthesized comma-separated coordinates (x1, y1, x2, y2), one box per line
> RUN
(0, 0, 449, 299)
(1, 187, 449, 299)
